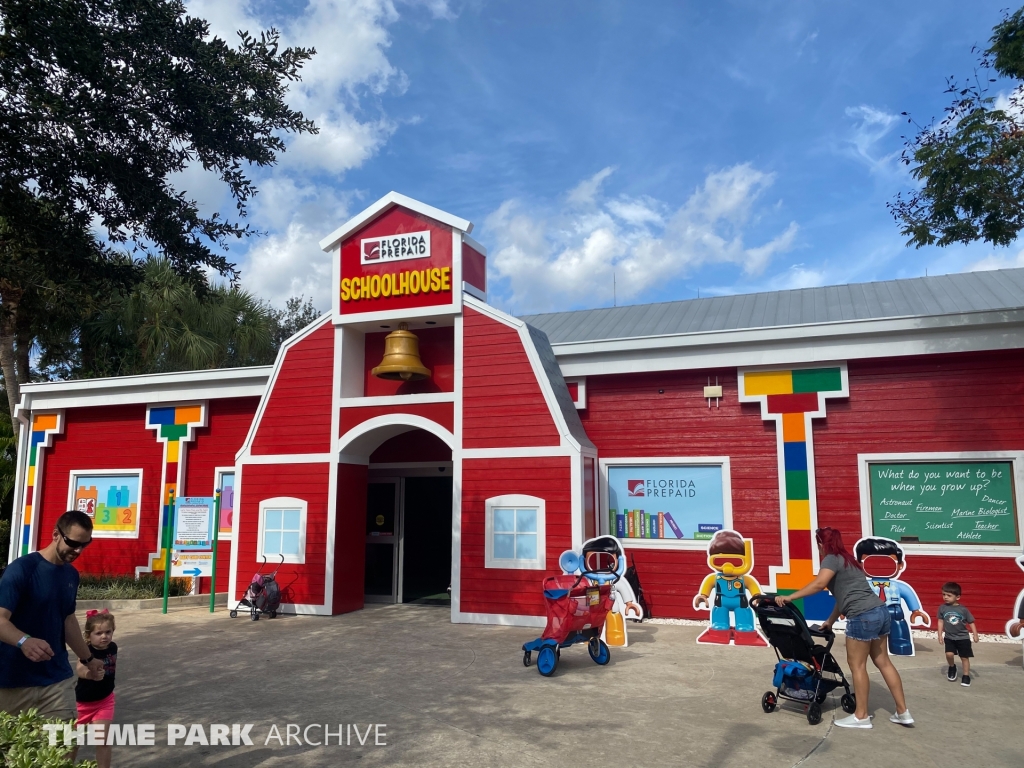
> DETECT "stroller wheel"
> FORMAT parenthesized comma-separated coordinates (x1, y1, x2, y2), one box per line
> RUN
(251, 612, 259, 621)
(537, 646, 558, 677)
(815, 691, 828, 704)
(761, 692, 777, 713)
(229, 610, 238, 618)
(807, 702, 822, 725)
(588, 637, 611, 665)
(841, 693, 856, 713)
(523, 651, 531, 667)
(270, 610, 277, 619)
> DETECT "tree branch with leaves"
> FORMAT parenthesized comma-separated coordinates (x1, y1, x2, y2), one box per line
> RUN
(890, 7, 1024, 249)
(0, 0, 317, 435)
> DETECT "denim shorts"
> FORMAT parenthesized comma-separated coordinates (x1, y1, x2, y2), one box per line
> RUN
(845, 603, 891, 641)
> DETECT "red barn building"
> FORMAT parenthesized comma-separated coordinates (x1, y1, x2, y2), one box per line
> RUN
(10, 193, 1024, 633)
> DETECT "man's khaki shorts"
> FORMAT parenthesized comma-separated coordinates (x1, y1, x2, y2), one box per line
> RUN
(0, 676, 76, 720)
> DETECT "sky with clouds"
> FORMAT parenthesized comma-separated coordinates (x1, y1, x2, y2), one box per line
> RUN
(182, 0, 1024, 315)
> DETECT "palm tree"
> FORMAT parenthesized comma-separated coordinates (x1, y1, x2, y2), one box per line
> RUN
(85, 257, 277, 376)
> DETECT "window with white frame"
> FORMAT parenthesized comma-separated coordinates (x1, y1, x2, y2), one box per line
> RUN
(485, 495, 546, 570)
(213, 468, 235, 541)
(258, 497, 307, 564)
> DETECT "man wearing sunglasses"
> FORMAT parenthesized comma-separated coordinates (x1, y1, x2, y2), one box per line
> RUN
(0, 510, 104, 719)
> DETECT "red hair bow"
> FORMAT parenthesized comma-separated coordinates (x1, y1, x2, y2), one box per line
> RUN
(85, 609, 109, 618)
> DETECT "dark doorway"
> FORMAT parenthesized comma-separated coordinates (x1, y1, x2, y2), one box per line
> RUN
(364, 481, 398, 600)
(401, 476, 452, 604)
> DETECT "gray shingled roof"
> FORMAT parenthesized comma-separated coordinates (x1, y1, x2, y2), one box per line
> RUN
(526, 324, 595, 449)
(521, 268, 1024, 344)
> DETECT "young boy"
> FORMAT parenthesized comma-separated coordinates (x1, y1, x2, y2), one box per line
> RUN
(937, 582, 979, 687)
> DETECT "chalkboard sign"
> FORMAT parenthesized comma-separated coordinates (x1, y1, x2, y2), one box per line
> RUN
(868, 461, 1019, 545)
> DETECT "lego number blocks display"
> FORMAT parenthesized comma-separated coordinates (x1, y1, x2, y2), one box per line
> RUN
(692, 530, 768, 646)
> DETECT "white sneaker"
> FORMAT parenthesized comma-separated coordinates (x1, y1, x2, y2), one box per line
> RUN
(889, 709, 915, 726)
(834, 714, 873, 729)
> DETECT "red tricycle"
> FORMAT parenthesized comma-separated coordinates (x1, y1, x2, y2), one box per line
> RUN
(522, 574, 614, 676)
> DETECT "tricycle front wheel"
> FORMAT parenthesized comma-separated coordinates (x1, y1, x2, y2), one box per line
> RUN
(537, 646, 558, 677)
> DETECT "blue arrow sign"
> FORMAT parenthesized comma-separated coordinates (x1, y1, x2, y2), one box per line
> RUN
(184, 568, 203, 576)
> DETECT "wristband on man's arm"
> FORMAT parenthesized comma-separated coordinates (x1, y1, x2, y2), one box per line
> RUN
(16, 634, 30, 648)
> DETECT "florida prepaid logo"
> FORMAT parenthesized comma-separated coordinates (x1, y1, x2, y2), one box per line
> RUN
(44, 723, 387, 748)
(627, 480, 645, 497)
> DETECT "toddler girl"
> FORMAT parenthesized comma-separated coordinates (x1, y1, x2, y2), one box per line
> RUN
(75, 609, 118, 768)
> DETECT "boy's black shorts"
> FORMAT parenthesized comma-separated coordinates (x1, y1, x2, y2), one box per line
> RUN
(944, 637, 974, 657)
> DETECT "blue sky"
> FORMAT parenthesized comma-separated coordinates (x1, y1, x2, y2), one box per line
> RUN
(184, 0, 1022, 314)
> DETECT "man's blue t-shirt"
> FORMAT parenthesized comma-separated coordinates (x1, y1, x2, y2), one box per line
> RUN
(0, 553, 79, 688)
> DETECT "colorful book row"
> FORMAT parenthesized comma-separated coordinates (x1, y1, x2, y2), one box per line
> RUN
(607, 509, 675, 539)
(607, 510, 724, 540)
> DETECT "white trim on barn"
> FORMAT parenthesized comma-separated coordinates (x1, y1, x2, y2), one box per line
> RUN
(15, 367, 269, 416)
(548, 309, 1024, 377)
(318, 191, 473, 253)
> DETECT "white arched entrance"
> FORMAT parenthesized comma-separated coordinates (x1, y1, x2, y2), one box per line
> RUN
(337, 415, 456, 606)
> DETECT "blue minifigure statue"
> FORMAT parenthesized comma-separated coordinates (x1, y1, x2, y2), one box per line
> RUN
(854, 536, 931, 656)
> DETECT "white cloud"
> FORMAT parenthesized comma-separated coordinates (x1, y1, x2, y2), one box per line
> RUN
(402, 0, 456, 21)
(286, 115, 397, 176)
(566, 167, 615, 207)
(184, 0, 261, 42)
(994, 86, 1024, 126)
(844, 105, 902, 175)
(180, 0, 455, 307)
(240, 177, 358, 307)
(243, 221, 336, 308)
(773, 263, 826, 290)
(485, 164, 799, 313)
(796, 30, 818, 57)
(964, 249, 1024, 272)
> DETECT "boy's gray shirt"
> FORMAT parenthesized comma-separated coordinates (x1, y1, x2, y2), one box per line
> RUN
(938, 603, 975, 640)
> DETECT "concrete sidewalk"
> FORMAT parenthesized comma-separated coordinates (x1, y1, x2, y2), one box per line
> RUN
(76, 604, 1023, 767)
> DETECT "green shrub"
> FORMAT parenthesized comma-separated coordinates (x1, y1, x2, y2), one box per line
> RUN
(0, 709, 96, 768)
(0, 519, 9, 569)
(77, 574, 190, 600)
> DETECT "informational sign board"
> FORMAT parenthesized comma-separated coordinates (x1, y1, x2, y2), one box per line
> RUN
(867, 461, 1019, 545)
(170, 550, 214, 578)
(607, 464, 726, 541)
(173, 496, 215, 550)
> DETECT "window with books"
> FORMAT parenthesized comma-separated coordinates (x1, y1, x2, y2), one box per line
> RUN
(603, 459, 731, 549)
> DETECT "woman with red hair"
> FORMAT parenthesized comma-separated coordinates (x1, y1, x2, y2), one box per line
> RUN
(774, 527, 913, 729)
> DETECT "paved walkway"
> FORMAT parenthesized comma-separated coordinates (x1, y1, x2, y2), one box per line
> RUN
(76, 604, 1023, 767)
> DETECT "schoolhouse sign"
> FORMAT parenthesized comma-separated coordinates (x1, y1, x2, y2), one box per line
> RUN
(335, 205, 460, 319)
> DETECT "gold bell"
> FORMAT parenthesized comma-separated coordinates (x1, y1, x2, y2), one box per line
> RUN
(371, 323, 431, 381)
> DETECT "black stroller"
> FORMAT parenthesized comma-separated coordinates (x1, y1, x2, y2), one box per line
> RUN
(751, 595, 856, 724)
(229, 555, 283, 621)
